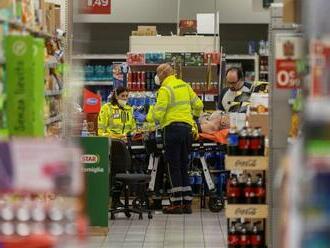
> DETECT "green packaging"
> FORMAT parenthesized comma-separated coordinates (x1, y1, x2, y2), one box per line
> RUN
(5, 35, 45, 136)
(184, 52, 204, 66)
(32, 38, 45, 136)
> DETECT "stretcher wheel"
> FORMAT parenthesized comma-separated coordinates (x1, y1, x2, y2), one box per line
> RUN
(208, 196, 224, 212)
(139, 214, 143, 220)
(125, 212, 131, 218)
(110, 213, 115, 220)
(148, 213, 153, 219)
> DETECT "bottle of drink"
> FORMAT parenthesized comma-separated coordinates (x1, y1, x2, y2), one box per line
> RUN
(251, 221, 264, 248)
(228, 221, 240, 248)
(255, 173, 266, 204)
(228, 127, 239, 155)
(257, 127, 265, 156)
(243, 173, 255, 204)
(238, 127, 249, 156)
(239, 221, 251, 248)
(250, 128, 261, 156)
(81, 120, 89, 137)
(227, 174, 241, 204)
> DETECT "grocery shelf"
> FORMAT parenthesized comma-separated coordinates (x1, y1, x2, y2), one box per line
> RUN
(225, 204, 268, 218)
(45, 90, 63, 96)
(225, 156, 269, 171)
(0, 17, 53, 38)
(84, 81, 114, 86)
(45, 115, 62, 125)
(260, 71, 269, 74)
(72, 54, 127, 60)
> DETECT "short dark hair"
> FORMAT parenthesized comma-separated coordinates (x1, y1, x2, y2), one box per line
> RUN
(226, 67, 244, 81)
(110, 86, 128, 105)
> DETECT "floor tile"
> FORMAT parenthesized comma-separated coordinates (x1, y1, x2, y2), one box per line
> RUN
(142, 242, 164, 248)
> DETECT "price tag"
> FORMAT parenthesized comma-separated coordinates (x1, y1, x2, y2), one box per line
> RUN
(275, 34, 304, 89)
(80, 0, 111, 14)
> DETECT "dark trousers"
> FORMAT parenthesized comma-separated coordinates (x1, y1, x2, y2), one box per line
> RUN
(164, 123, 193, 205)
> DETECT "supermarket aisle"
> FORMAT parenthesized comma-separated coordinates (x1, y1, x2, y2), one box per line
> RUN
(90, 210, 227, 248)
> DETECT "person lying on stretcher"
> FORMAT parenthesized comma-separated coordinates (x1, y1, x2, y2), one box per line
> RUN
(194, 111, 230, 144)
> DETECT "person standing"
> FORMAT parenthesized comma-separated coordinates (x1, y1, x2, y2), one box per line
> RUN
(147, 64, 203, 214)
(218, 67, 252, 113)
(98, 86, 136, 139)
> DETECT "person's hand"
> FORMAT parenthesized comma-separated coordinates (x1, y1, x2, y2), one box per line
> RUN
(134, 111, 146, 122)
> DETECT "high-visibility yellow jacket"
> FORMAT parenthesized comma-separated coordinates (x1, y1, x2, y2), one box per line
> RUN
(146, 75, 203, 128)
(98, 103, 136, 138)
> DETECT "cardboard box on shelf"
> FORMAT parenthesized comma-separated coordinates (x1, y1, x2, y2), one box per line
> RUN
(45, 3, 56, 35)
(283, 0, 301, 24)
(248, 113, 269, 137)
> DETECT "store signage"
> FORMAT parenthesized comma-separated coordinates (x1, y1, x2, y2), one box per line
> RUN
(225, 204, 268, 218)
(80, 0, 111, 14)
(310, 40, 330, 97)
(81, 154, 99, 164)
(226, 156, 268, 170)
(275, 34, 304, 89)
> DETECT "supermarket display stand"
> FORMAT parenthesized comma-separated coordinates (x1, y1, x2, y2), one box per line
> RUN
(225, 155, 269, 248)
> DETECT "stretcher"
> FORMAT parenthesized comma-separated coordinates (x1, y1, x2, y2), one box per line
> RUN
(128, 130, 229, 212)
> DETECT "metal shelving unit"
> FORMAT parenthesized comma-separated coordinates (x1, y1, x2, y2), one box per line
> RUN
(268, 3, 303, 248)
(84, 81, 113, 86)
(72, 54, 127, 60)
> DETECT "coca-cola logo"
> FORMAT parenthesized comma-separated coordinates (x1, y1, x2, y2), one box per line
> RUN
(235, 159, 257, 168)
(234, 207, 257, 216)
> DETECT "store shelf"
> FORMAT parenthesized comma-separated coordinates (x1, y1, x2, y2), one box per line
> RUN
(260, 71, 269, 74)
(45, 90, 63, 96)
(72, 54, 127, 60)
(225, 204, 268, 218)
(225, 156, 269, 170)
(84, 81, 114, 86)
(225, 54, 258, 60)
(0, 17, 53, 38)
(45, 115, 62, 125)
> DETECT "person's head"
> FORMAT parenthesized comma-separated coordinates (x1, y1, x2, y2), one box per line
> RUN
(155, 63, 175, 85)
(111, 86, 129, 107)
(226, 67, 244, 91)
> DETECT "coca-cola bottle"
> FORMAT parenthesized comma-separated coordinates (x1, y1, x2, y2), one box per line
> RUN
(243, 173, 255, 204)
(257, 127, 265, 156)
(251, 221, 264, 248)
(238, 127, 250, 156)
(228, 221, 240, 248)
(250, 128, 261, 156)
(227, 174, 241, 204)
(255, 173, 266, 204)
(239, 221, 251, 248)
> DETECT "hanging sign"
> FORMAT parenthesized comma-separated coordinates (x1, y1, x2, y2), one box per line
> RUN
(80, 0, 111, 15)
(275, 34, 304, 89)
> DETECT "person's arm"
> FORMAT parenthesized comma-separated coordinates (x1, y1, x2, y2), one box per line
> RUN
(218, 89, 227, 111)
(130, 107, 137, 133)
(188, 85, 203, 118)
(146, 87, 169, 124)
(98, 104, 110, 136)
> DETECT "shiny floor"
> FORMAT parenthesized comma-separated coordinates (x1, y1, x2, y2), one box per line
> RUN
(75, 209, 227, 248)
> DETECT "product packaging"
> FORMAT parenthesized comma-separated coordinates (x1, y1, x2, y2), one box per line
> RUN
(203, 52, 220, 65)
(127, 53, 145, 65)
(5, 35, 45, 136)
(145, 52, 165, 64)
(165, 52, 185, 65)
(184, 52, 204, 66)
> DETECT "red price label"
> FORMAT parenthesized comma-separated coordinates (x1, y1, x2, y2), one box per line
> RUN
(276, 59, 301, 89)
(80, 0, 111, 14)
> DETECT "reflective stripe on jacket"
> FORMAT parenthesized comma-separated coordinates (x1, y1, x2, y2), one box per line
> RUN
(146, 75, 203, 128)
(98, 103, 136, 137)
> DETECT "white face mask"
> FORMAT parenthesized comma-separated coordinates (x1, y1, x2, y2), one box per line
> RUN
(154, 75, 161, 86)
(117, 99, 127, 107)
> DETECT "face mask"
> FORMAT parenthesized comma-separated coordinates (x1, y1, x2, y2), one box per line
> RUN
(117, 99, 127, 107)
(154, 75, 161, 86)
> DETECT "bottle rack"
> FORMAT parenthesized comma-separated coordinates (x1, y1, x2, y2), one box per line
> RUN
(225, 155, 269, 248)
